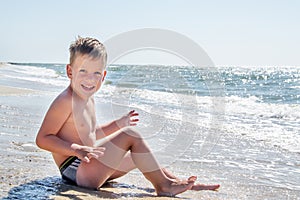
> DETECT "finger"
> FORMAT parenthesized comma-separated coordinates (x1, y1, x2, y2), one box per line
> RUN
(87, 152, 99, 159)
(71, 143, 80, 150)
(73, 145, 92, 152)
(130, 113, 139, 117)
(91, 147, 105, 154)
(130, 119, 139, 124)
(96, 151, 105, 157)
(92, 149, 105, 155)
(129, 110, 135, 115)
(95, 146, 106, 150)
(81, 147, 94, 153)
(82, 156, 90, 163)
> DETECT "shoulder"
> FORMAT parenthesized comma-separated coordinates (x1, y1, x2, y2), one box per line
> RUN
(49, 87, 73, 112)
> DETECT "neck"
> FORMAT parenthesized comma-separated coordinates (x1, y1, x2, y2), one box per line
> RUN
(68, 85, 93, 103)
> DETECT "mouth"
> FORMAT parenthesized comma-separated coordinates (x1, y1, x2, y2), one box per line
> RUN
(81, 84, 95, 91)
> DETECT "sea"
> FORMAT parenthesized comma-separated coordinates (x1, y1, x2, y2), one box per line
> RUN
(0, 62, 299, 199)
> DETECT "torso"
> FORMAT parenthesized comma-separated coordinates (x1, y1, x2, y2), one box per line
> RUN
(52, 90, 97, 167)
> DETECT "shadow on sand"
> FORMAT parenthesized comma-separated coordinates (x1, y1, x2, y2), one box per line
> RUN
(2, 176, 164, 199)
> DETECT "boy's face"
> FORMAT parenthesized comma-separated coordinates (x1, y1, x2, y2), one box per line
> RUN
(67, 54, 106, 99)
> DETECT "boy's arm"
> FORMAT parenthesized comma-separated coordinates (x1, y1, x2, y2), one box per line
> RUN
(36, 94, 76, 156)
(96, 110, 139, 139)
(36, 93, 104, 162)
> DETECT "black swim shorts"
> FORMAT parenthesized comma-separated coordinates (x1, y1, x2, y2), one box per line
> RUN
(59, 156, 81, 185)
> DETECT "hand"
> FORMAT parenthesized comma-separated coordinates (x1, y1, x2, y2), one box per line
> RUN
(117, 110, 139, 128)
(71, 143, 105, 163)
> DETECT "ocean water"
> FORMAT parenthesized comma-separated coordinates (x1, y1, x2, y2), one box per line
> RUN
(0, 62, 300, 199)
(2, 63, 299, 152)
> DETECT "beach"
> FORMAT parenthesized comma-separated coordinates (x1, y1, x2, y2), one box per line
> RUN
(0, 85, 36, 96)
(1, 63, 300, 199)
(0, 90, 220, 200)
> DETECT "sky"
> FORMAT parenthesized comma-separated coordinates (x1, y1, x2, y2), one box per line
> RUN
(0, 0, 299, 66)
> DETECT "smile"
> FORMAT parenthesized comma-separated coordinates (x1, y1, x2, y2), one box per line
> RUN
(81, 84, 95, 91)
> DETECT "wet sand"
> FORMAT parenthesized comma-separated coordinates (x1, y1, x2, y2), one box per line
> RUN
(1, 145, 298, 200)
(0, 146, 213, 200)
(0, 85, 36, 96)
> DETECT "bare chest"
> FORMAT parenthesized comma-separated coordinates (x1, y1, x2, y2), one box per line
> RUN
(63, 99, 97, 146)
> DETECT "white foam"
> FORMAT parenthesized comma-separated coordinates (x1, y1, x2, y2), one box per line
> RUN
(99, 85, 300, 152)
(10, 65, 58, 78)
(1, 64, 68, 87)
(222, 95, 300, 152)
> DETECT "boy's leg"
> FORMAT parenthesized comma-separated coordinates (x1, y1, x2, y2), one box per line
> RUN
(107, 153, 135, 180)
(76, 127, 195, 196)
(108, 153, 179, 181)
(108, 153, 220, 191)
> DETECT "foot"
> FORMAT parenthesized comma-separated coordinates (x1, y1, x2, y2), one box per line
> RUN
(162, 168, 179, 181)
(164, 171, 220, 191)
(191, 183, 220, 191)
(156, 176, 197, 197)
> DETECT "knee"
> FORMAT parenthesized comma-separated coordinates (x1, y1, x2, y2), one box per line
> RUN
(121, 127, 142, 139)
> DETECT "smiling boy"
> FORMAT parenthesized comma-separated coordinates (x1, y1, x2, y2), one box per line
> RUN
(36, 36, 219, 196)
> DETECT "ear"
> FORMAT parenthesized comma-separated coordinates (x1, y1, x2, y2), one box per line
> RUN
(102, 70, 107, 82)
(66, 64, 72, 78)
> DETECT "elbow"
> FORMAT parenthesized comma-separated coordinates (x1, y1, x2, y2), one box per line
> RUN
(35, 134, 44, 149)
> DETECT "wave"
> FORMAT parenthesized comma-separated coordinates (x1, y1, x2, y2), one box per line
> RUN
(98, 84, 300, 153)
(222, 95, 300, 153)
(1, 63, 68, 89)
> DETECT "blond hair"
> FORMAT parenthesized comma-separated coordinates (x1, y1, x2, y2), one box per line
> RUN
(69, 36, 107, 65)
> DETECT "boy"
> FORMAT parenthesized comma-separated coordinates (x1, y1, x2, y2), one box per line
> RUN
(36, 36, 219, 196)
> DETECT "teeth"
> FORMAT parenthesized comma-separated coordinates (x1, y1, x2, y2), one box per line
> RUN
(81, 84, 95, 90)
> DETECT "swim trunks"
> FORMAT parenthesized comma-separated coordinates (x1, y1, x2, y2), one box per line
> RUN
(59, 156, 81, 185)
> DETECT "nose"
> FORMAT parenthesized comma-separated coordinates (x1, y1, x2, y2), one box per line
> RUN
(85, 73, 99, 83)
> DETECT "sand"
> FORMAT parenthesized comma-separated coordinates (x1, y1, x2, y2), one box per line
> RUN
(0, 62, 8, 66)
(0, 85, 36, 96)
(1, 131, 298, 200)
(0, 148, 202, 200)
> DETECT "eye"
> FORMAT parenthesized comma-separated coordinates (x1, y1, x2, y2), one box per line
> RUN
(79, 69, 87, 73)
(94, 71, 102, 76)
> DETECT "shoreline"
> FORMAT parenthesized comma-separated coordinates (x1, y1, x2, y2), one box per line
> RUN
(0, 85, 37, 96)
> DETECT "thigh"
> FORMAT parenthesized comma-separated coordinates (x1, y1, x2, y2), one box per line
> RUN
(116, 153, 135, 172)
(76, 130, 134, 188)
(76, 157, 113, 189)
(107, 153, 136, 180)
